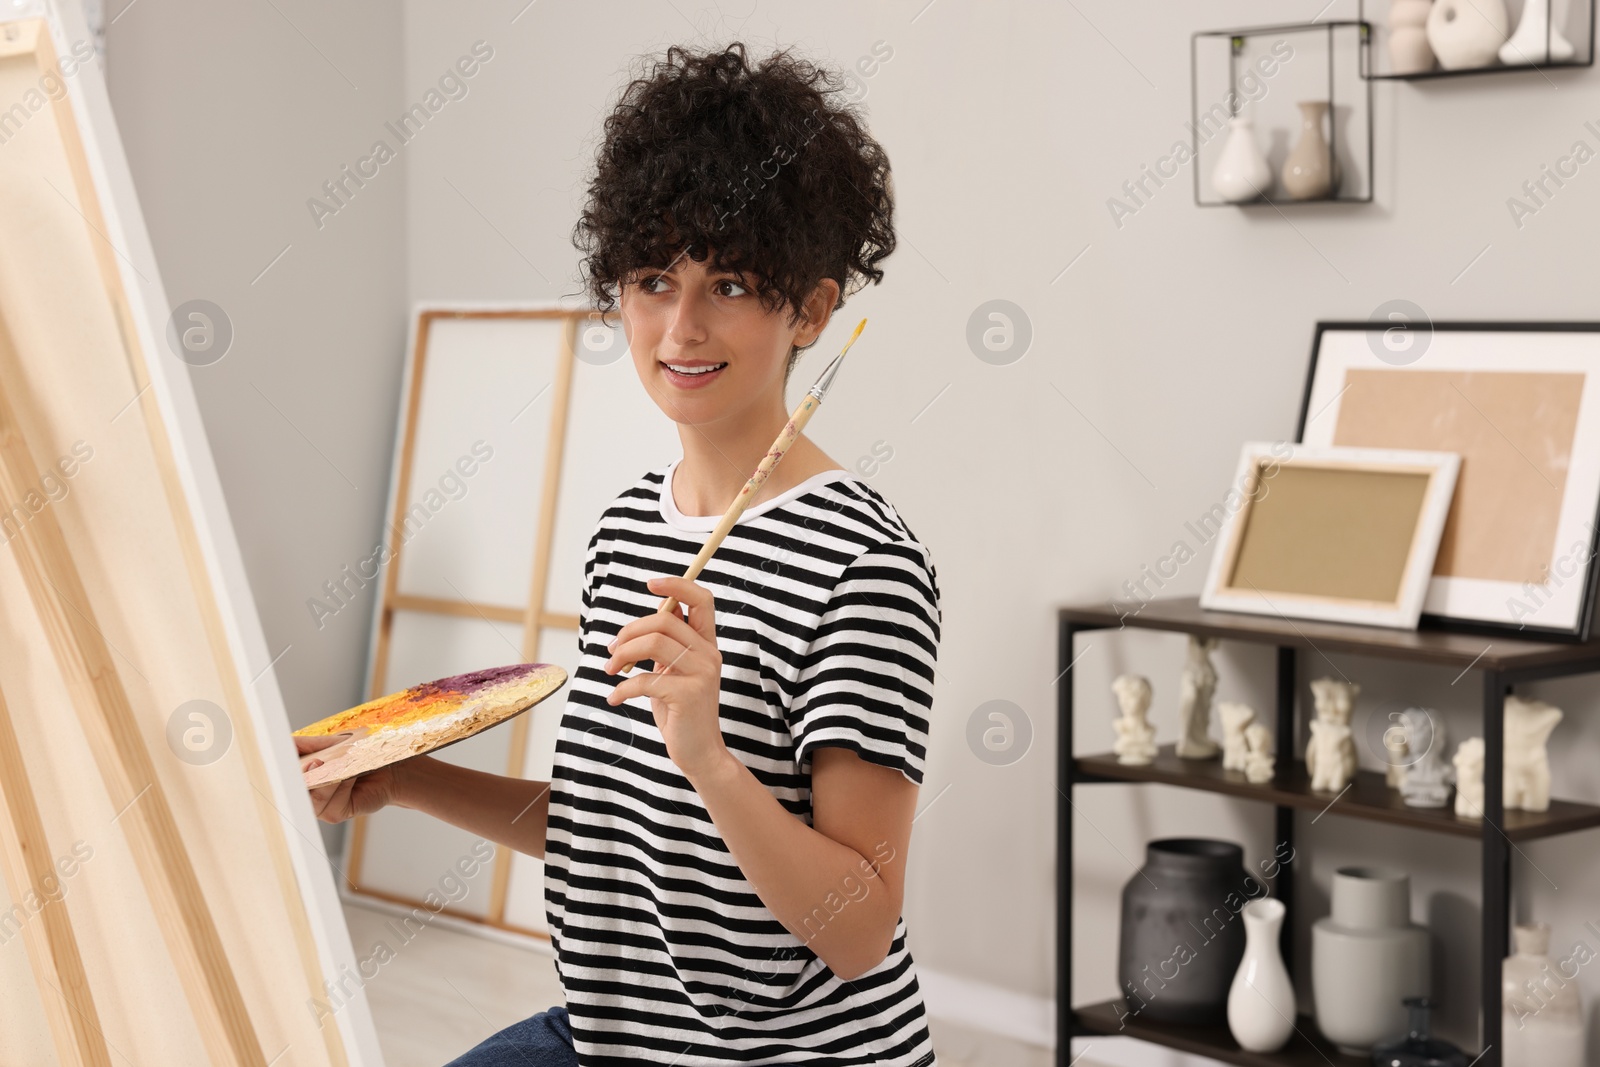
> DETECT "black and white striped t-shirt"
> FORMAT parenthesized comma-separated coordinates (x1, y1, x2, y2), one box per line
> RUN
(544, 459, 940, 1066)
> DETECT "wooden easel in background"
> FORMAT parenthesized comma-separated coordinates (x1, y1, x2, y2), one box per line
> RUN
(350, 308, 583, 938)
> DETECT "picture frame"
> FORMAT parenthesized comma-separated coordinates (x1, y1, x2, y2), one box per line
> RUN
(1297, 322, 1600, 642)
(1200, 442, 1461, 630)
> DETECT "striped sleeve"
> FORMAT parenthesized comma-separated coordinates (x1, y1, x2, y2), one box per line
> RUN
(788, 539, 940, 787)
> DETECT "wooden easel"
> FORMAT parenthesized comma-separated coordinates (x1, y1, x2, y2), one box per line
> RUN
(0, 14, 364, 1064)
(349, 307, 583, 937)
(0, 307, 265, 1065)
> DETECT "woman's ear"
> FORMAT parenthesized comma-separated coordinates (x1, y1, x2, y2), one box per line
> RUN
(794, 277, 842, 349)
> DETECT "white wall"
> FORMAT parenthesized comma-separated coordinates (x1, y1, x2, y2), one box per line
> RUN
(106, 0, 1600, 1056)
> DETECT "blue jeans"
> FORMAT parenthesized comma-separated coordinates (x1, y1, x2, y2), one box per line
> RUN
(443, 1006, 576, 1066)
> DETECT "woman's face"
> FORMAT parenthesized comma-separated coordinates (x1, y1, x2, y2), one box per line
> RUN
(620, 253, 834, 430)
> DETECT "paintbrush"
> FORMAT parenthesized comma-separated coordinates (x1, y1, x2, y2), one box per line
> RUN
(614, 317, 868, 674)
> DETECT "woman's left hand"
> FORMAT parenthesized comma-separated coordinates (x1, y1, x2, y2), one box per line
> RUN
(604, 575, 728, 781)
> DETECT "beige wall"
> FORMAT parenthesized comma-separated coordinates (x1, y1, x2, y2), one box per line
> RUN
(107, 0, 1600, 1056)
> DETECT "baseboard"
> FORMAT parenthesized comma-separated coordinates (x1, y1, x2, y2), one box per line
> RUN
(915, 967, 1055, 1048)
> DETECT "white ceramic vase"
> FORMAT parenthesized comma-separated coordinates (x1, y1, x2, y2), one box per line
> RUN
(1227, 898, 1296, 1053)
(1501, 0, 1576, 64)
(1212, 116, 1271, 202)
(1388, 0, 1437, 74)
(1503, 922, 1584, 1067)
(1427, 0, 1509, 69)
(1312, 867, 1429, 1055)
(1281, 101, 1340, 201)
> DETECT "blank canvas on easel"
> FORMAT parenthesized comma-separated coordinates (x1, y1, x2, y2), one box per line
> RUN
(0, 10, 378, 1065)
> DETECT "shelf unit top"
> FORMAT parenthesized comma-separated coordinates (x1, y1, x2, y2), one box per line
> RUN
(1059, 596, 1600, 675)
(1075, 746, 1600, 842)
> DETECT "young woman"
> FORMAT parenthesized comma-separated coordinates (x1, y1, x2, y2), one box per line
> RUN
(300, 42, 940, 1067)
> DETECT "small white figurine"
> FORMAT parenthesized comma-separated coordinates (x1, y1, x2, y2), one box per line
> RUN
(1175, 635, 1221, 759)
(1383, 719, 1409, 789)
(1111, 674, 1157, 766)
(1243, 722, 1275, 784)
(1399, 707, 1452, 808)
(1305, 677, 1358, 793)
(1453, 736, 1485, 819)
(1219, 702, 1257, 773)
(1504, 696, 1563, 813)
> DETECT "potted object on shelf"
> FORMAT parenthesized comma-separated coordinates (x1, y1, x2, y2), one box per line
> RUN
(1312, 866, 1430, 1055)
(1281, 100, 1340, 200)
(1119, 838, 1252, 1023)
(1227, 897, 1296, 1052)
(1427, 0, 1509, 68)
(1501, 0, 1576, 64)
(1502, 922, 1584, 1066)
(1369, 997, 1468, 1066)
(1211, 114, 1272, 202)
(1389, 0, 1438, 74)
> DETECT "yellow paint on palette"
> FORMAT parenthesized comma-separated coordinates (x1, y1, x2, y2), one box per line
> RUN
(294, 662, 566, 786)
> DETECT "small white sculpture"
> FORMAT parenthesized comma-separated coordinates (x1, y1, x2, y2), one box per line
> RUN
(1243, 723, 1276, 784)
(1505, 696, 1563, 813)
(1500, 0, 1575, 64)
(1453, 736, 1486, 819)
(1305, 677, 1358, 793)
(1176, 635, 1221, 760)
(1383, 718, 1410, 790)
(1400, 707, 1452, 808)
(1427, 0, 1508, 70)
(1219, 702, 1257, 773)
(1111, 674, 1157, 766)
(1388, 0, 1436, 75)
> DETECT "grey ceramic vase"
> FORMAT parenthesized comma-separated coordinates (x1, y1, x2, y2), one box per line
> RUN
(1311, 866, 1429, 1055)
(1118, 838, 1254, 1024)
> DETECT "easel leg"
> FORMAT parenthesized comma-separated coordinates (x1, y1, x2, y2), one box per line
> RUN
(0, 679, 113, 1067)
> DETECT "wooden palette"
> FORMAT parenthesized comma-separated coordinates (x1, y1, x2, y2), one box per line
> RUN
(294, 663, 567, 786)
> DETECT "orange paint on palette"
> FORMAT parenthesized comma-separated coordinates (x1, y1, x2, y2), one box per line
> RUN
(294, 662, 567, 786)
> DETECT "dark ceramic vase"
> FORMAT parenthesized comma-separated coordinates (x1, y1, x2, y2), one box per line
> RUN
(1118, 838, 1256, 1024)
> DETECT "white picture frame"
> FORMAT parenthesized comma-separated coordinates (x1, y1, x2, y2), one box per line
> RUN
(1200, 442, 1461, 630)
(1299, 323, 1600, 640)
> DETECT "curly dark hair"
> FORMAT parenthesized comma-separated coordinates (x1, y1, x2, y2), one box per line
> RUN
(572, 42, 894, 368)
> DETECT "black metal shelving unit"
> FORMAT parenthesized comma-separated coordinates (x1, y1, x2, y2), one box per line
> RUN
(1056, 595, 1600, 1067)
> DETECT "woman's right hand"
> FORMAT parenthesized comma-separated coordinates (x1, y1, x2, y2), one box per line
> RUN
(295, 732, 403, 824)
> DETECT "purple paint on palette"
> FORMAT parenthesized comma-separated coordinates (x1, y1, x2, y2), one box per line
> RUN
(416, 663, 536, 698)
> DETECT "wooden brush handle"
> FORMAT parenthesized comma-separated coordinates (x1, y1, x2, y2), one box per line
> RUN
(614, 394, 822, 674)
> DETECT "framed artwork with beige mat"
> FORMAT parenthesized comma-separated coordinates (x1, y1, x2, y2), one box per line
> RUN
(341, 305, 676, 942)
(0, 7, 379, 1064)
(1298, 322, 1600, 641)
(1200, 442, 1461, 629)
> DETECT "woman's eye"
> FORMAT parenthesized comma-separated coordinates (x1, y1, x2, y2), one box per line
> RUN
(715, 279, 748, 297)
(638, 275, 668, 293)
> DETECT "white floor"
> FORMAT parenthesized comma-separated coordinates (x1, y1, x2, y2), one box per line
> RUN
(342, 900, 1088, 1067)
